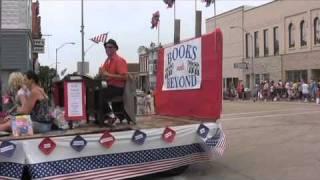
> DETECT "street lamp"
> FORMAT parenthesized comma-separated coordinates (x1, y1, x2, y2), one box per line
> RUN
(55, 42, 75, 77)
(230, 25, 255, 90)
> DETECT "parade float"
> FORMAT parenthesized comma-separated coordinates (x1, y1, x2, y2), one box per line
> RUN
(0, 30, 225, 180)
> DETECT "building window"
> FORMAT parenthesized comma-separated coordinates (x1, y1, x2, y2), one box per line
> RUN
(245, 33, 250, 58)
(273, 27, 279, 55)
(289, 23, 295, 48)
(139, 55, 148, 73)
(262, 73, 270, 81)
(255, 74, 260, 85)
(286, 70, 307, 82)
(254, 31, 259, 57)
(314, 17, 320, 45)
(263, 29, 269, 56)
(300, 20, 307, 46)
(245, 74, 250, 88)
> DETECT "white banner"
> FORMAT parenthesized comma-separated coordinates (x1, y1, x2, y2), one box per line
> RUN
(163, 38, 202, 91)
(19, 123, 219, 164)
(66, 82, 84, 117)
(0, 123, 222, 179)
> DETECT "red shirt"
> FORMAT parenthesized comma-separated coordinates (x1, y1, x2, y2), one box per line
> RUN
(102, 53, 128, 88)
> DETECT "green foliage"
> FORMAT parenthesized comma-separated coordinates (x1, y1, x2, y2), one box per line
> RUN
(38, 66, 57, 95)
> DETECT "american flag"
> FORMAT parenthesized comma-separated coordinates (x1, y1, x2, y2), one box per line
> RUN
(60, 68, 67, 76)
(202, 0, 215, 7)
(90, 33, 108, 43)
(151, 11, 160, 29)
(205, 127, 227, 157)
(25, 144, 210, 180)
(163, 0, 175, 8)
(0, 162, 24, 179)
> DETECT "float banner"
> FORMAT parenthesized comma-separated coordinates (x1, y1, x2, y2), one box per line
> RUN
(155, 29, 223, 121)
(163, 38, 202, 91)
(0, 123, 219, 180)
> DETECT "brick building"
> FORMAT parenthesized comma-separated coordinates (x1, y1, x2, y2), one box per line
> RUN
(32, 0, 42, 72)
(0, 0, 33, 93)
(137, 43, 160, 92)
(206, 0, 320, 89)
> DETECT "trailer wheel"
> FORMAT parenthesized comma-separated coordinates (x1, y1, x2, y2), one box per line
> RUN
(157, 165, 189, 177)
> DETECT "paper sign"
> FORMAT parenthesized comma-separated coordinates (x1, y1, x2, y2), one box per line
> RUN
(0, 141, 16, 157)
(162, 127, 176, 143)
(197, 123, 209, 138)
(70, 135, 87, 152)
(39, 137, 56, 155)
(64, 81, 87, 121)
(67, 82, 83, 117)
(99, 131, 115, 149)
(131, 130, 147, 145)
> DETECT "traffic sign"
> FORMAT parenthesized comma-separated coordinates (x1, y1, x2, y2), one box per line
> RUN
(33, 46, 45, 53)
(33, 39, 45, 46)
(234, 62, 248, 69)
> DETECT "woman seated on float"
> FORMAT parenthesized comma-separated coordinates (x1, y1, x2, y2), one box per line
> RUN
(10, 72, 30, 106)
(0, 72, 29, 131)
(0, 71, 52, 133)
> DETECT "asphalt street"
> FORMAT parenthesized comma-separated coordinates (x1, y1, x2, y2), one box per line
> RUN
(152, 101, 320, 180)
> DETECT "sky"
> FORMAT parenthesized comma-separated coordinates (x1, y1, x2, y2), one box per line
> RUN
(38, 0, 271, 76)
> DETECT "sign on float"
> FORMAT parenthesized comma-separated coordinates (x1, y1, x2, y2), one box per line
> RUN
(163, 38, 202, 91)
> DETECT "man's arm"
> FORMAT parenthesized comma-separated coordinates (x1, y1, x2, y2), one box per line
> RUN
(101, 71, 127, 80)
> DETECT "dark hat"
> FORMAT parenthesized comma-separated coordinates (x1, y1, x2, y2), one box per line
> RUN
(104, 39, 118, 50)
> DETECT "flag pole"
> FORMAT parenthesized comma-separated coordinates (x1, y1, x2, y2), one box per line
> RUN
(174, 1, 176, 21)
(84, 43, 97, 57)
(214, 0, 218, 94)
(195, 0, 197, 11)
(214, 0, 216, 31)
(81, 0, 85, 75)
(158, 21, 160, 45)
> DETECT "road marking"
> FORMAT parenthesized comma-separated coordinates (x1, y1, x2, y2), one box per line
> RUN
(221, 110, 320, 121)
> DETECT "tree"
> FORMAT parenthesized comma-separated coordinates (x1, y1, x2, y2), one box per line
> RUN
(38, 66, 57, 96)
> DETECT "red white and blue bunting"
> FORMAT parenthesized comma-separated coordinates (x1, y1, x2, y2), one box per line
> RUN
(0, 123, 226, 180)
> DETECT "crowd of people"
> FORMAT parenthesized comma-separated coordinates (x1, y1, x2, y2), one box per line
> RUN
(226, 79, 320, 103)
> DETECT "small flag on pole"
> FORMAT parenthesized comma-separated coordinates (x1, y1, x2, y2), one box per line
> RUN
(90, 33, 108, 43)
(163, 0, 175, 8)
(202, 0, 215, 7)
(61, 68, 67, 76)
(151, 11, 160, 29)
(204, 126, 227, 157)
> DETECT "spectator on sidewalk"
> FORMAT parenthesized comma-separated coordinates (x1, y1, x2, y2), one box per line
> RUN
(310, 79, 318, 101)
(145, 91, 153, 115)
(236, 80, 244, 100)
(317, 81, 320, 104)
(263, 80, 269, 101)
(301, 81, 309, 102)
(252, 84, 259, 102)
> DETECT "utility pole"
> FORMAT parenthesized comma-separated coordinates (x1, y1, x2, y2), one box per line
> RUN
(81, 0, 85, 75)
(230, 26, 255, 90)
(0, 0, 2, 66)
(0, 0, 2, 106)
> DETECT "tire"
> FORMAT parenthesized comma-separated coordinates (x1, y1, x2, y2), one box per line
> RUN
(156, 165, 190, 177)
(128, 165, 189, 180)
